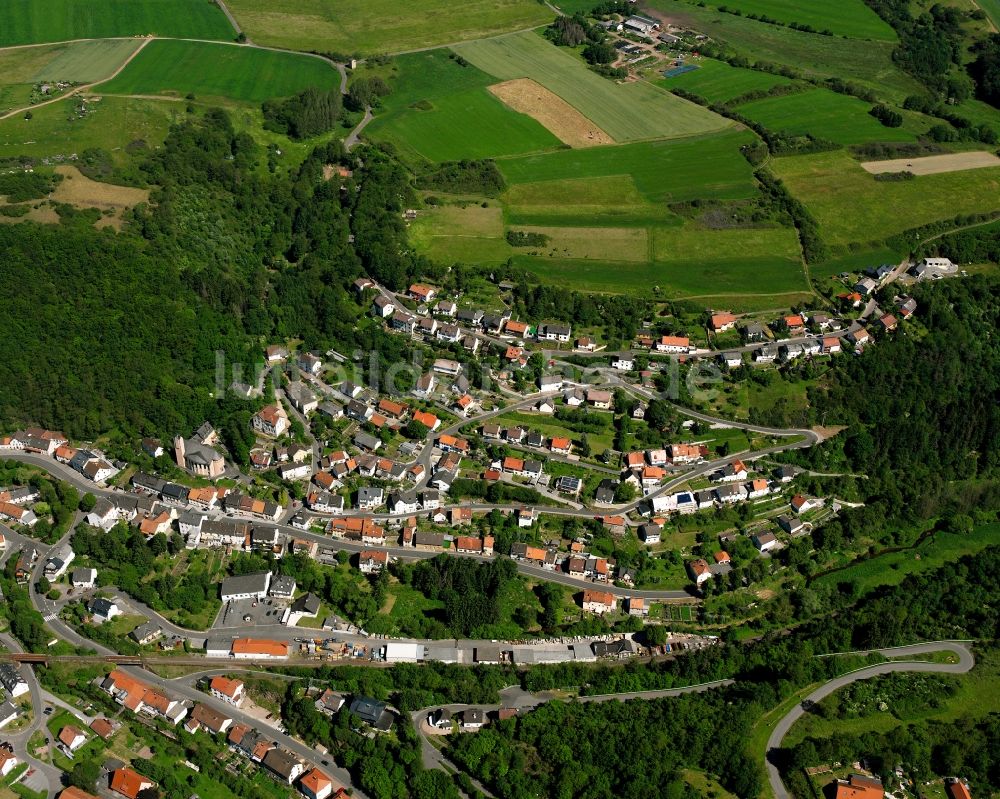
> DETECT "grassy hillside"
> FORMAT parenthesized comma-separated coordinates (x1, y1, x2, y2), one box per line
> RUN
(0, 0, 235, 46)
(99, 39, 339, 103)
(772, 150, 1000, 246)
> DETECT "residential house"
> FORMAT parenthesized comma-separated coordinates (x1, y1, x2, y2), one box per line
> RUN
(297, 352, 323, 376)
(220, 572, 271, 602)
(110, 767, 155, 799)
(848, 328, 870, 347)
(539, 323, 571, 343)
(782, 314, 805, 334)
(409, 283, 437, 303)
(611, 355, 634, 371)
(587, 388, 613, 409)
(300, 768, 336, 799)
(71, 567, 97, 589)
(688, 559, 712, 586)
(777, 514, 805, 536)
(262, 748, 305, 784)
(831, 774, 884, 799)
(656, 335, 690, 354)
(711, 312, 737, 332)
(359, 550, 389, 574)
(791, 494, 818, 514)
(753, 532, 778, 552)
(638, 523, 661, 544)
(252, 405, 288, 437)
(89, 598, 121, 623)
(581, 589, 616, 614)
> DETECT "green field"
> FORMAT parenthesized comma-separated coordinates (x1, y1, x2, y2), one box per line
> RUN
(0, 0, 235, 46)
(810, 247, 904, 278)
(659, 57, 794, 104)
(224, 0, 553, 54)
(370, 86, 560, 161)
(99, 39, 339, 103)
(976, 0, 1000, 27)
(646, 0, 923, 102)
(697, 0, 897, 40)
(451, 31, 731, 142)
(736, 88, 918, 145)
(772, 150, 1000, 246)
(497, 130, 759, 203)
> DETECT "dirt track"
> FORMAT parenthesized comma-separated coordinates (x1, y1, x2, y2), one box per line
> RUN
(860, 150, 1000, 175)
(489, 78, 613, 148)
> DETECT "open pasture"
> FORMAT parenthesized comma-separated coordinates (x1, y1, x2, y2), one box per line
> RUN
(736, 88, 917, 145)
(98, 39, 338, 103)
(658, 57, 794, 104)
(771, 149, 1000, 246)
(695, 0, 896, 40)
(223, 0, 552, 55)
(451, 31, 731, 142)
(497, 130, 759, 204)
(646, 0, 923, 102)
(0, 0, 235, 46)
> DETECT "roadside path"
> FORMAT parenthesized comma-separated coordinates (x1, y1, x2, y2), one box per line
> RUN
(764, 641, 975, 799)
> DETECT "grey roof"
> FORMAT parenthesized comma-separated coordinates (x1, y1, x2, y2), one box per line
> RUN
(0, 663, 25, 692)
(71, 567, 97, 584)
(220, 571, 270, 597)
(262, 747, 302, 780)
(291, 593, 321, 614)
(89, 598, 116, 617)
(130, 621, 162, 642)
(349, 696, 387, 725)
(358, 486, 383, 504)
(269, 575, 296, 596)
(354, 432, 381, 451)
(0, 701, 17, 721)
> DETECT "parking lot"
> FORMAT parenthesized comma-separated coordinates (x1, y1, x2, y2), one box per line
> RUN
(219, 597, 287, 628)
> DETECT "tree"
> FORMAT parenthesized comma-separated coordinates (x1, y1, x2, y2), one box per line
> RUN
(579, 434, 592, 458)
(68, 760, 100, 790)
(401, 419, 429, 440)
(79, 492, 96, 512)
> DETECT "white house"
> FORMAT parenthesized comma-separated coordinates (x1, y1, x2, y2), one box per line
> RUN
(611, 356, 634, 371)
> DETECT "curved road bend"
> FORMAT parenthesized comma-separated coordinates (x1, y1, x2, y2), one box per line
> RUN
(765, 641, 975, 799)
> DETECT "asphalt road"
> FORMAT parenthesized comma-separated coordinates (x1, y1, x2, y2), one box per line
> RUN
(764, 641, 975, 799)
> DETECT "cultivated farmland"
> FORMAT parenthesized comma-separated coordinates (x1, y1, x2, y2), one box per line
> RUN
(658, 57, 794, 104)
(489, 79, 614, 148)
(451, 31, 731, 142)
(772, 150, 1000, 246)
(223, 0, 552, 55)
(694, 0, 897, 40)
(0, 0, 235, 46)
(99, 40, 339, 103)
(497, 130, 759, 204)
(735, 88, 918, 145)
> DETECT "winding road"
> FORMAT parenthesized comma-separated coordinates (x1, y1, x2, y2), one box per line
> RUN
(764, 641, 976, 799)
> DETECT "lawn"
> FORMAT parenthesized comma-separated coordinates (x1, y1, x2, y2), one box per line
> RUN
(696, 0, 896, 40)
(99, 39, 339, 103)
(771, 149, 1000, 246)
(0, 0, 235, 46)
(658, 56, 795, 104)
(498, 129, 760, 203)
(645, 0, 923, 102)
(451, 31, 731, 142)
(735, 88, 918, 145)
(224, 0, 553, 54)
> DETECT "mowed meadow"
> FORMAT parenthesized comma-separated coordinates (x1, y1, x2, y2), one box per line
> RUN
(694, 0, 897, 40)
(0, 0, 235, 46)
(99, 40, 340, 103)
(224, 0, 553, 54)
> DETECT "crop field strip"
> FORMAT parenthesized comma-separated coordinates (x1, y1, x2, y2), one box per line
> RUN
(98, 39, 340, 103)
(657, 57, 794, 105)
(0, 0, 235, 46)
(451, 31, 731, 142)
(223, 0, 553, 55)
